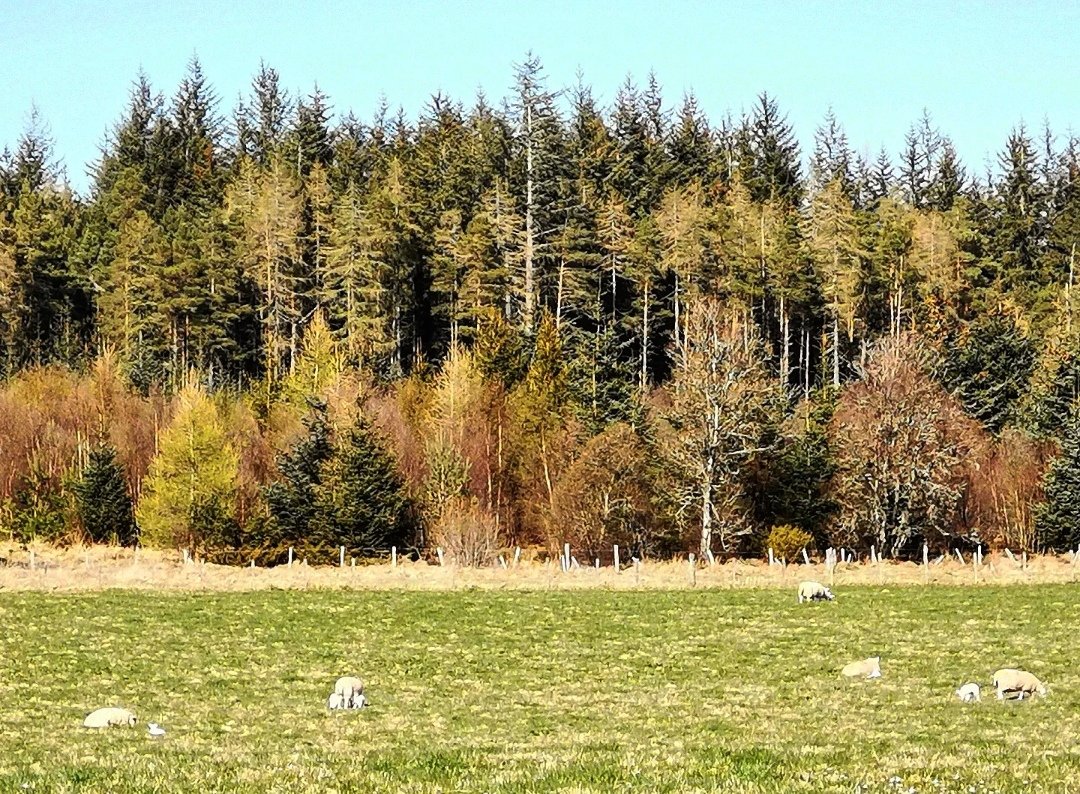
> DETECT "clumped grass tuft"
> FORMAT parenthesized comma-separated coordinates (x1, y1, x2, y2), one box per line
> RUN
(0, 586, 1077, 792)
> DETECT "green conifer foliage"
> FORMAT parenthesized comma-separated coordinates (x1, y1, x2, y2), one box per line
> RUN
(1035, 406, 1080, 551)
(312, 417, 417, 556)
(72, 445, 137, 546)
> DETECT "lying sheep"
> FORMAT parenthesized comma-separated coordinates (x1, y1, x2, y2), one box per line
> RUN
(841, 656, 881, 679)
(83, 707, 137, 728)
(956, 682, 981, 702)
(797, 581, 834, 603)
(334, 676, 367, 709)
(992, 668, 1047, 700)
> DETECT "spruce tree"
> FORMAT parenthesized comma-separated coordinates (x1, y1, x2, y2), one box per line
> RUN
(72, 445, 137, 546)
(313, 416, 417, 556)
(1035, 404, 1080, 551)
(264, 400, 333, 555)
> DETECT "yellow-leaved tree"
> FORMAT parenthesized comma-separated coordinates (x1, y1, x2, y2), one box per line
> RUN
(137, 381, 240, 554)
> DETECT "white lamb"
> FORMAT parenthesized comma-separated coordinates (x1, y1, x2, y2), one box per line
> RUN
(83, 707, 137, 728)
(327, 692, 345, 710)
(841, 656, 881, 679)
(798, 581, 835, 603)
(955, 682, 981, 702)
(334, 676, 367, 709)
(992, 668, 1047, 700)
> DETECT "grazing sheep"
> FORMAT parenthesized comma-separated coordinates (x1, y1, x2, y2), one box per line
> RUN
(841, 656, 882, 679)
(83, 707, 137, 728)
(992, 668, 1047, 700)
(334, 676, 366, 708)
(955, 682, 981, 702)
(327, 692, 345, 710)
(797, 581, 834, 603)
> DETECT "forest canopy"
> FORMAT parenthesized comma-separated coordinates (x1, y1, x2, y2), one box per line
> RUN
(2, 55, 1079, 561)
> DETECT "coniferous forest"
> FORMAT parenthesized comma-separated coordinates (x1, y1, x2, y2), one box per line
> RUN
(4, 55, 1080, 563)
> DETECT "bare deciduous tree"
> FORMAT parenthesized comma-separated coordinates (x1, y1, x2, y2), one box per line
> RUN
(656, 298, 780, 555)
(829, 333, 986, 555)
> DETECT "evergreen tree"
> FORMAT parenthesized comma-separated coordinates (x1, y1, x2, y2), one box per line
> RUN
(313, 416, 417, 556)
(72, 445, 137, 546)
(939, 310, 1035, 432)
(264, 399, 334, 556)
(1035, 404, 1080, 551)
(741, 93, 802, 206)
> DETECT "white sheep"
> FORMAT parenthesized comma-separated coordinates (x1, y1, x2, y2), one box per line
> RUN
(841, 656, 881, 679)
(797, 581, 835, 603)
(955, 682, 981, 702)
(83, 707, 137, 728)
(334, 676, 367, 709)
(992, 668, 1047, 700)
(327, 692, 345, 710)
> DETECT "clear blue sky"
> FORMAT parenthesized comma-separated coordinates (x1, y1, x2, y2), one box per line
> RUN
(2, 0, 1077, 195)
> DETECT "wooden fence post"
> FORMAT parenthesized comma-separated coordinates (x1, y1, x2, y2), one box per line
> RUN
(689, 553, 696, 587)
(613, 544, 620, 574)
(436, 547, 444, 566)
(391, 546, 398, 568)
(288, 547, 294, 568)
(339, 546, 345, 568)
(923, 543, 929, 584)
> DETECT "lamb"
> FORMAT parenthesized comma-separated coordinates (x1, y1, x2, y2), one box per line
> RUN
(841, 656, 881, 679)
(798, 581, 835, 603)
(334, 676, 367, 709)
(327, 692, 345, 710)
(83, 707, 137, 728)
(955, 682, 981, 702)
(992, 668, 1047, 700)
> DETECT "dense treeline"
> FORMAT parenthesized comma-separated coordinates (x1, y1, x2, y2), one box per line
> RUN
(3, 55, 1080, 561)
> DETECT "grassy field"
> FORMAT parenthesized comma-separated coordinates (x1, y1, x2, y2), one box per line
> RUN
(0, 586, 1077, 793)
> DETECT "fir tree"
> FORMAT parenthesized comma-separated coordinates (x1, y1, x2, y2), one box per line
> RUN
(264, 399, 334, 556)
(72, 445, 137, 546)
(313, 416, 417, 556)
(1035, 404, 1080, 551)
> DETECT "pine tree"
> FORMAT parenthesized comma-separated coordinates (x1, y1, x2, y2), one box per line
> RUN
(72, 445, 137, 546)
(137, 382, 240, 553)
(1035, 404, 1080, 551)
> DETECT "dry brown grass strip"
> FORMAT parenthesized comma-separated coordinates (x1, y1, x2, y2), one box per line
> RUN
(0, 542, 1076, 592)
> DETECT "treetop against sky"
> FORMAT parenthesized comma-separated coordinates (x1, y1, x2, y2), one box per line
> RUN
(2, 0, 1076, 194)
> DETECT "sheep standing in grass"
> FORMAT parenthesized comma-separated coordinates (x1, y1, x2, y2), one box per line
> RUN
(841, 656, 881, 679)
(334, 676, 367, 709)
(327, 692, 345, 710)
(798, 581, 834, 603)
(956, 683, 981, 702)
(83, 707, 137, 728)
(992, 668, 1047, 700)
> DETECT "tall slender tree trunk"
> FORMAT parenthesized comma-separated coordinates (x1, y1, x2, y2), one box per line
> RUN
(832, 314, 840, 387)
(523, 104, 535, 333)
(803, 325, 810, 400)
(555, 257, 565, 328)
(640, 277, 650, 393)
(699, 465, 713, 557)
(779, 295, 789, 388)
